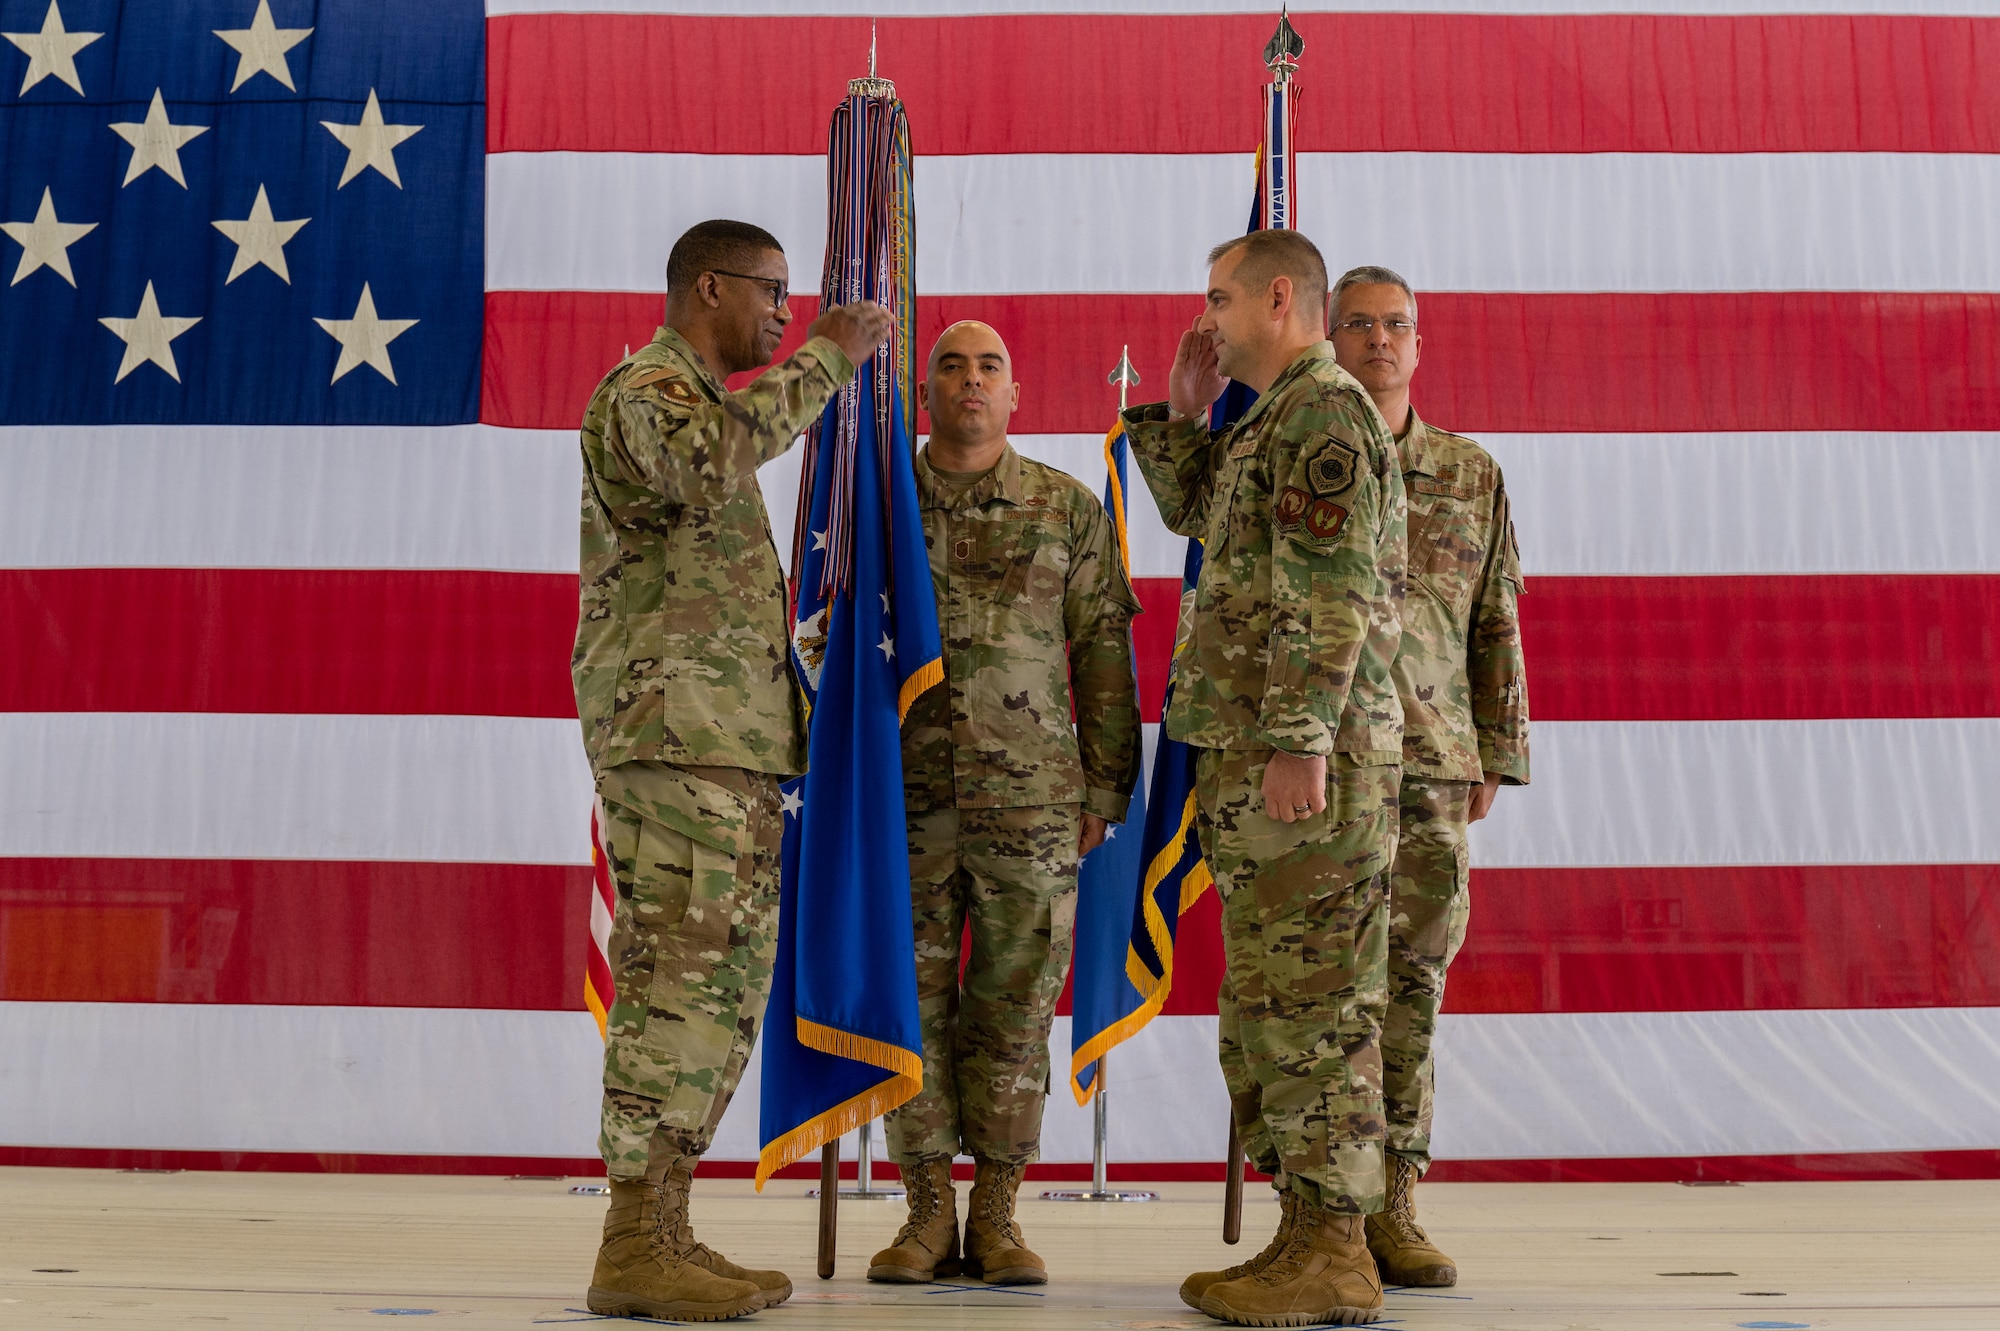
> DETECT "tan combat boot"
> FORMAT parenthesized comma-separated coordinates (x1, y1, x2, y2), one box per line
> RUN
(660, 1155, 794, 1307)
(1365, 1154, 1457, 1287)
(587, 1174, 765, 1322)
(1200, 1207, 1385, 1327)
(866, 1156, 962, 1282)
(960, 1158, 1047, 1285)
(1179, 1187, 1307, 1310)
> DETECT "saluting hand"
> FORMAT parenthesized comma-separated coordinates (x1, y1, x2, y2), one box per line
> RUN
(1167, 315, 1227, 419)
(809, 301, 895, 368)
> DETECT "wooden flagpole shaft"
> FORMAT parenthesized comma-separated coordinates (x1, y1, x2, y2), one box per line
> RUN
(1223, 1118, 1244, 1244)
(818, 1142, 839, 1278)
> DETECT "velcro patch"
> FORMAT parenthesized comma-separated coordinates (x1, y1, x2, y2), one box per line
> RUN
(1306, 439, 1360, 496)
(1413, 477, 1473, 499)
(658, 379, 703, 406)
(1228, 435, 1261, 459)
(1274, 486, 1311, 526)
(1303, 499, 1349, 540)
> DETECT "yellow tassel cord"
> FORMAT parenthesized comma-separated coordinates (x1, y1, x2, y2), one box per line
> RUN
(1066, 790, 1215, 1105)
(1102, 423, 1132, 573)
(896, 655, 944, 722)
(584, 981, 609, 1040)
(753, 1021, 925, 1190)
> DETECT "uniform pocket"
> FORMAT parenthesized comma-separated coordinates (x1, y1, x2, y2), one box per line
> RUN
(1408, 497, 1486, 616)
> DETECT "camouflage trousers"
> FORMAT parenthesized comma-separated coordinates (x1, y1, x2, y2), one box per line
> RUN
(883, 803, 1081, 1166)
(1199, 749, 1399, 1216)
(594, 760, 784, 1182)
(1383, 776, 1474, 1175)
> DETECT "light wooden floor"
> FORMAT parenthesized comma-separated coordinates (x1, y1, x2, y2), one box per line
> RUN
(1, 1167, 1995, 1329)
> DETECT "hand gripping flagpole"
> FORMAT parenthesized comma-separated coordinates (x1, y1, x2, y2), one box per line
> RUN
(1042, 346, 1159, 1206)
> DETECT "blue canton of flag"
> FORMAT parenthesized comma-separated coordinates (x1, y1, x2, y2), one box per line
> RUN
(0, 0, 482, 424)
(756, 351, 943, 1187)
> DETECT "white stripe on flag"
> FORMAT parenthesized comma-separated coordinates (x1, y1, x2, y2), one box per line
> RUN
(0, 1001, 603, 1157)
(0, 712, 594, 865)
(14, 428, 1994, 577)
(487, 151, 2000, 295)
(6, 715, 1994, 868)
(1471, 718, 2000, 868)
(16, 1004, 1987, 1162)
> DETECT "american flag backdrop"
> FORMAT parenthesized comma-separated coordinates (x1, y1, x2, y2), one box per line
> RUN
(3, 0, 1998, 1180)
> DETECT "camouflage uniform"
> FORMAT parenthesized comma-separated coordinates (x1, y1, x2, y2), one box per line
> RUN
(574, 325, 854, 1180)
(1125, 344, 1406, 1216)
(1384, 410, 1529, 1173)
(883, 444, 1141, 1166)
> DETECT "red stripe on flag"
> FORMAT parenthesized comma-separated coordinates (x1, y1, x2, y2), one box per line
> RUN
(0, 859, 590, 1010)
(7, 570, 1996, 721)
(482, 291, 2000, 436)
(0, 569, 576, 717)
(8, 1145, 1996, 1182)
(1130, 574, 2000, 723)
(1061, 864, 2000, 1019)
(488, 13, 2000, 155)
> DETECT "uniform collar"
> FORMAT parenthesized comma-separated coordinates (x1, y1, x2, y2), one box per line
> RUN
(651, 326, 726, 400)
(1398, 407, 1436, 477)
(915, 441, 1024, 511)
(1229, 340, 1337, 435)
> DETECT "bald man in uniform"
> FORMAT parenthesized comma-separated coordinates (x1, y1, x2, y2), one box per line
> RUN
(869, 322, 1142, 1288)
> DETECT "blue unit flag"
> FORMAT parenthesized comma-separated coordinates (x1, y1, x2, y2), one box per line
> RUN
(756, 350, 943, 1186)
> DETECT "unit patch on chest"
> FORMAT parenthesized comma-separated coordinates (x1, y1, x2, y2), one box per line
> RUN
(1306, 438, 1360, 497)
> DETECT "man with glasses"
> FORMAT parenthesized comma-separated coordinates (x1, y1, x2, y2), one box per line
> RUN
(573, 217, 892, 1321)
(1330, 266, 1531, 1288)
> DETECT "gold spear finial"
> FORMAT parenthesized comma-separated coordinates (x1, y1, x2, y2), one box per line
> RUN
(1264, 7, 1304, 84)
(1108, 345, 1141, 411)
(850, 21, 895, 98)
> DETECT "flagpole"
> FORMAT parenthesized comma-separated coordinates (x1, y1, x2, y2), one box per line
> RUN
(1043, 345, 1156, 1206)
(1221, 8, 1305, 1242)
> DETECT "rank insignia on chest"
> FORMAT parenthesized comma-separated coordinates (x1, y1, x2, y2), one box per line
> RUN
(1306, 438, 1361, 496)
(1228, 434, 1261, 459)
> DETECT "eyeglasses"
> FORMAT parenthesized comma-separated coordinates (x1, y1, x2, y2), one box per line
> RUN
(710, 270, 789, 309)
(1334, 316, 1417, 336)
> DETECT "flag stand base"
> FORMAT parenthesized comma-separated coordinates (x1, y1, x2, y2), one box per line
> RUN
(1040, 1054, 1156, 1202)
(805, 1120, 906, 1200)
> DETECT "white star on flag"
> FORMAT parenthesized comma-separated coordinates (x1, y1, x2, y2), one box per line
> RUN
(877, 633, 896, 661)
(213, 185, 307, 283)
(214, 0, 312, 92)
(321, 89, 422, 188)
(3, 0, 100, 97)
(314, 283, 418, 384)
(109, 89, 209, 188)
(880, 591, 892, 613)
(99, 281, 200, 383)
(810, 530, 827, 551)
(2, 187, 94, 287)
(781, 788, 803, 819)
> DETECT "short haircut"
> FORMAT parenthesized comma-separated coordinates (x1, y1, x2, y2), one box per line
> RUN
(1332, 265, 1418, 323)
(665, 219, 783, 293)
(1206, 229, 1328, 323)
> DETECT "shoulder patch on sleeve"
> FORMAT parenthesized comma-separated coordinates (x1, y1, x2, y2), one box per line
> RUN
(626, 366, 703, 406)
(1304, 499, 1349, 541)
(1305, 435, 1361, 497)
